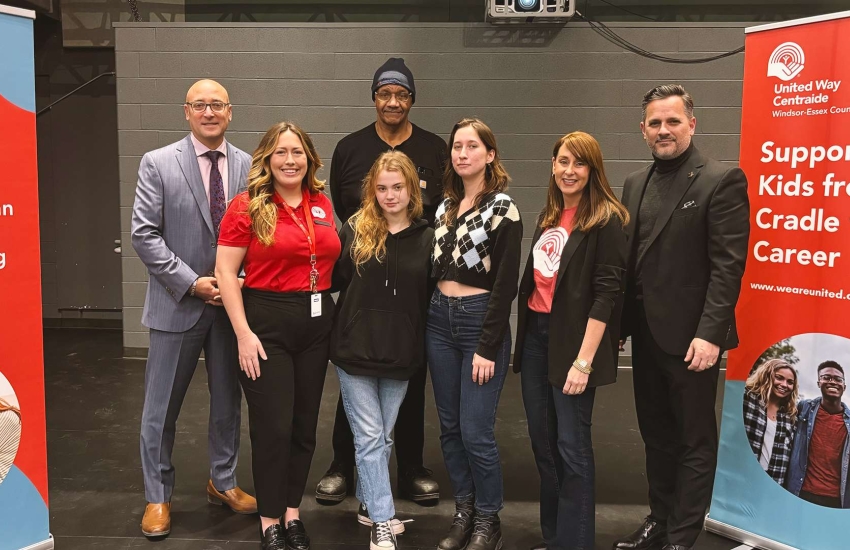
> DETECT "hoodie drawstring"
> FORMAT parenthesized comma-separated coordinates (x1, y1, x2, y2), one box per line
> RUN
(384, 233, 401, 296)
(393, 234, 400, 296)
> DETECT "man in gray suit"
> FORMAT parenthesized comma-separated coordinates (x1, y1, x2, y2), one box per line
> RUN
(131, 79, 256, 538)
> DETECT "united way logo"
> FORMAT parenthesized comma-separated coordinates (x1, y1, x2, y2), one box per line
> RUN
(532, 228, 568, 277)
(767, 42, 805, 81)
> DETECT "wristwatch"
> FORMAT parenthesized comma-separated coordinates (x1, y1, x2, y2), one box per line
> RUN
(572, 358, 593, 374)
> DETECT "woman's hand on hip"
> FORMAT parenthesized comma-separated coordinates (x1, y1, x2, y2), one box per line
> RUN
(237, 331, 267, 380)
(472, 353, 495, 385)
(563, 367, 589, 395)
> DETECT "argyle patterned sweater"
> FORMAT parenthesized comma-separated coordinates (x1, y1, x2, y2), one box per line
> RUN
(432, 192, 523, 359)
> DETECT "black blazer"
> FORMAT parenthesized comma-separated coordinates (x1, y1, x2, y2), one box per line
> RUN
(620, 146, 750, 356)
(513, 215, 628, 389)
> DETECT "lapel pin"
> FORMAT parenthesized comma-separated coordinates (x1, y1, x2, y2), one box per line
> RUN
(688, 171, 695, 178)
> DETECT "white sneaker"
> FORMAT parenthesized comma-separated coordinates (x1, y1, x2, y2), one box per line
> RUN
(370, 521, 398, 550)
(357, 502, 406, 534)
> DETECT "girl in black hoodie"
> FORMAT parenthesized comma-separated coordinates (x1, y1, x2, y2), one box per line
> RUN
(329, 151, 434, 550)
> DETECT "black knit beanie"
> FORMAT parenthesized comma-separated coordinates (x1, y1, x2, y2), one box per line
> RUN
(371, 57, 416, 103)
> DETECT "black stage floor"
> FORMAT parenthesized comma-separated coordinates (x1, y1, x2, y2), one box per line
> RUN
(44, 328, 742, 549)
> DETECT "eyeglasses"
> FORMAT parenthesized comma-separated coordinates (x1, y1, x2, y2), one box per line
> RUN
(375, 91, 411, 103)
(820, 375, 845, 384)
(185, 101, 230, 113)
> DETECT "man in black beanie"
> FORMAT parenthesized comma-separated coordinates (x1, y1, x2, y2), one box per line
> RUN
(329, 57, 446, 224)
(320, 57, 446, 515)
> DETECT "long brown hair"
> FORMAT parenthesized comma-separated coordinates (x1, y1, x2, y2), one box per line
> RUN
(0, 397, 20, 419)
(246, 121, 325, 246)
(350, 151, 423, 272)
(745, 358, 799, 420)
(442, 118, 510, 224)
(539, 131, 629, 232)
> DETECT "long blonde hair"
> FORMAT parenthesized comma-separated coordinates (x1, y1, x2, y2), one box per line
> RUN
(246, 121, 324, 246)
(540, 131, 629, 232)
(745, 358, 799, 420)
(442, 118, 510, 224)
(350, 151, 423, 272)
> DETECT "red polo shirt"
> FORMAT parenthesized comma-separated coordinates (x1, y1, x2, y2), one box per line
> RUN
(218, 190, 341, 292)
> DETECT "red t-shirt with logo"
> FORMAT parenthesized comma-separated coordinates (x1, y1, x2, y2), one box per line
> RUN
(218, 190, 341, 292)
(528, 207, 577, 314)
(801, 406, 848, 497)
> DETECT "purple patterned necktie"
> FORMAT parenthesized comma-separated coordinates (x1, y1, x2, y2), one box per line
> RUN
(205, 150, 226, 236)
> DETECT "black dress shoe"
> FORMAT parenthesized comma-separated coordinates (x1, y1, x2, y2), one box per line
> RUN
(260, 524, 286, 550)
(398, 465, 440, 503)
(661, 546, 690, 550)
(612, 517, 667, 550)
(315, 461, 351, 505)
(285, 519, 310, 550)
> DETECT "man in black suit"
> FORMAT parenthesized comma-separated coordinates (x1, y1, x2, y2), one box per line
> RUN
(613, 85, 749, 550)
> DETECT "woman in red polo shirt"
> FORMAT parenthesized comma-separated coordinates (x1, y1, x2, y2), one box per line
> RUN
(216, 121, 341, 550)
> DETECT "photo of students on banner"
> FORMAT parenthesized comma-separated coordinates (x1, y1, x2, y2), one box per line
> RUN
(743, 358, 798, 486)
(0, 372, 22, 486)
(743, 333, 850, 509)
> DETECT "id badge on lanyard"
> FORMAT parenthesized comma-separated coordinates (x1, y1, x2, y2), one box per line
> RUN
(282, 191, 322, 318)
(310, 293, 322, 317)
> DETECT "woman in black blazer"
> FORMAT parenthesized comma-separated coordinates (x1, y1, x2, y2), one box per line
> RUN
(513, 131, 629, 550)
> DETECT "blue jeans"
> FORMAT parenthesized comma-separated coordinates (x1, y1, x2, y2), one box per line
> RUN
(520, 311, 596, 550)
(337, 367, 409, 523)
(426, 288, 510, 514)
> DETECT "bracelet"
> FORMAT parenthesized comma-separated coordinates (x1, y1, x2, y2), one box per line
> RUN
(189, 278, 198, 297)
(572, 358, 593, 374)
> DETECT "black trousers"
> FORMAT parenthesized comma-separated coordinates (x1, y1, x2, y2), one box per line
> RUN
(631, 300, 721, 547)
(331, 363, 427, 471)
(241, 289, 333, 518)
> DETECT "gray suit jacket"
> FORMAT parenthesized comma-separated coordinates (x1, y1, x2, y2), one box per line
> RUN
(131, 134, 251, 333)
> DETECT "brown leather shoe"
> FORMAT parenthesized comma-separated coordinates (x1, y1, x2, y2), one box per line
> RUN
(206, 479, 258, 514)
(141, 502, 171, 537)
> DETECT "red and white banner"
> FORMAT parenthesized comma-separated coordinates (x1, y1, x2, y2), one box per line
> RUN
(0, 4, 52, 549)
(708, 10, 850, 550)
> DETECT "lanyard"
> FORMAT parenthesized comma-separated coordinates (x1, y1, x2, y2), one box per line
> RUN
(280, 190, 319, 293)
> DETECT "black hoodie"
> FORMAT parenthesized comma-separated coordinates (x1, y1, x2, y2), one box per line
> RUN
(330, 217, 435, 380)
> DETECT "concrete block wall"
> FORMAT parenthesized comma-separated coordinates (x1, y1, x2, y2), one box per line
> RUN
(115, 22, 746, 353)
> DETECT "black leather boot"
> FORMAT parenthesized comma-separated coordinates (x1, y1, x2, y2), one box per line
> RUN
(612, 517, 667, 550)
(260, 524, 286, 550)
(466, 513, 502, 550)
(437, 496, 475, 550)
(398, 465, 440, 503)
(315, 461, 351, 505)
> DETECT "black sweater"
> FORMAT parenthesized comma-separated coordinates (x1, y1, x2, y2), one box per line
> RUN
(329, 123, 448, 226)
(330, 218, 435, 380)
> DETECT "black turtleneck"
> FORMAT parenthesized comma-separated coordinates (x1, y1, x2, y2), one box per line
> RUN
(634, 141, 695, 290)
